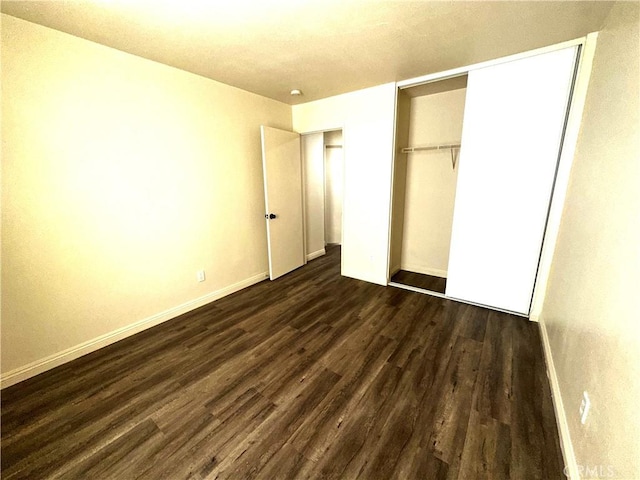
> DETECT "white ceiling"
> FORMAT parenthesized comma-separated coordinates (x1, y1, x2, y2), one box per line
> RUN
(1, 1, 613, 105)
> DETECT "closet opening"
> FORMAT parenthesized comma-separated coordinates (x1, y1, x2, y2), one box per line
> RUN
(323, 130, 343, 247)
(301, 129, 344, 264)
(388, 75, 468, 296)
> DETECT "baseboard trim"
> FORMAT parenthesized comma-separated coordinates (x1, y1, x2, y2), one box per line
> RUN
(0, 271, 269, 389)
(306, 248, 326, 261)
(538, 319, 578, 479)
(400, 264, 447, 278)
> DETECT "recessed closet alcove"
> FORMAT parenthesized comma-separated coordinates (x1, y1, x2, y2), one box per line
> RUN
(389, 75, 468, 295)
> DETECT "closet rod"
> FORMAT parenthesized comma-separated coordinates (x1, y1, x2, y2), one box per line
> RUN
(400, 143, 460, 154)
(325, 144, 343, 149)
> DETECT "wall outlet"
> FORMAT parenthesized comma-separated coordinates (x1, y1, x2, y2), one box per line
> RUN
(579, 391, 591, 424)
(197, 270, 206, 282)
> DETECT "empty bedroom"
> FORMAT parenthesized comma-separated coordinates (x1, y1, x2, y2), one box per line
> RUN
(1, 1, 638, 479)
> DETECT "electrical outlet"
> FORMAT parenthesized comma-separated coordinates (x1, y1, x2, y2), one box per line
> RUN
(197, 270, 206, 282)
(579, 391, 590, 424)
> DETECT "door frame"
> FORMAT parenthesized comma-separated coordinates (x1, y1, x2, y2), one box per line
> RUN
(386, 33, 599, 319)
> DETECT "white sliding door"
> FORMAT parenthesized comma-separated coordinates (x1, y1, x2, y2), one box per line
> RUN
(445, 47, 578, 315)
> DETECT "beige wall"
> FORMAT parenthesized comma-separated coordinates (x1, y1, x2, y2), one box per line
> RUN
(400, 88, 466, 277)
(1, 15, 292, 380)
(540, 2, 640, 478)
(292, 83, 396, 286)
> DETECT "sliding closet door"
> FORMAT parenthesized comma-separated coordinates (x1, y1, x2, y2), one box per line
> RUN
(445, 47, 578, 315)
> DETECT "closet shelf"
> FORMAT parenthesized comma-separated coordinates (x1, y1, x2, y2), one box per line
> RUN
(400, 143, 461, 154)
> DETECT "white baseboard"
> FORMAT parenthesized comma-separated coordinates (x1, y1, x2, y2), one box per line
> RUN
(538, 319, 578, 479)
(0, 271, 268, 389)
(400, 264, 447, 278)
(306, 248, 326, 261)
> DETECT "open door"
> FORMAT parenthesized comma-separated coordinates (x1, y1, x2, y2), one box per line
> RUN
(260, 125, 305, 280)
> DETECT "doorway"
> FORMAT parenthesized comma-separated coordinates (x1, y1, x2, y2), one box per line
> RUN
(301, 129, 344, 262)
(323, 130, 343, 247)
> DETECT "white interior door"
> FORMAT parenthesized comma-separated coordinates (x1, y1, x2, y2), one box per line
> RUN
(261, 125, 305, 280)
(445, 47, 578, 315)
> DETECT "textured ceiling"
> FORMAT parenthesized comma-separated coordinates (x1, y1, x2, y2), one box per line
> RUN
(1, 1, 613, 104)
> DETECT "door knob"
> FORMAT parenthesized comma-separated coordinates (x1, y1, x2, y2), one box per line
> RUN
(265, 213, 277, 219)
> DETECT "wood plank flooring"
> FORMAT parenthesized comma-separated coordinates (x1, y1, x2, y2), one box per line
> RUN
(391, 270, 447, 294)
(1, 246, 564, 479)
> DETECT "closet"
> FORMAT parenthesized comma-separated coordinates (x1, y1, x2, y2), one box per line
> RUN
(389, 46, 580, 316)
(389, 75, 468, 295)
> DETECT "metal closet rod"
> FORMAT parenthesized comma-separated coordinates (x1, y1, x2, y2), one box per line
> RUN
(325, 144, 343, 149)
(400, 143, 461, 153)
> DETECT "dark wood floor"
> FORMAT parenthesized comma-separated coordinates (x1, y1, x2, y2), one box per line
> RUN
(1, 246, 564, 479)
(391, 269, 447, 294)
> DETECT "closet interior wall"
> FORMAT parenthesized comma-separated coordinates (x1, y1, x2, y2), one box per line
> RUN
(390, 76, 468, 282)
